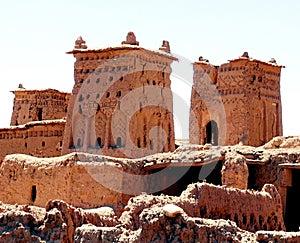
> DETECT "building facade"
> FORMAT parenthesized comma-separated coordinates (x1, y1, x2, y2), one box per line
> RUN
(10, 86, 70, 126)
(61, 33, 176, 158)
(190, 52, 284, 147)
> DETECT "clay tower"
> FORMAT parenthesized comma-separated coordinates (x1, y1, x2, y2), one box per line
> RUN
(190, 52, 284, 146)
(62, 33, 176, 158)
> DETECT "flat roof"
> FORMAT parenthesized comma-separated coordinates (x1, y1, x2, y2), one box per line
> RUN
(66, 44, 178, 61)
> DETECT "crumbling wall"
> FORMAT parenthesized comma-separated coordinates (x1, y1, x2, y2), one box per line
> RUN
(0, 184, 288, 242)
(221, 152, 248, 189)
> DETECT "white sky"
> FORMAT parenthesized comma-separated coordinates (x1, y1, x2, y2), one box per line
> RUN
(0, 0, 299, 137)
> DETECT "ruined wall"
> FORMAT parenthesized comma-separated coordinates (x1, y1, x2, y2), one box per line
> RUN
(10, 89, 70, 126)
(190, 53, 283, 147)
(179, 183, 285, 232)
(0, 148, 286, 231)
(62, 34, 176, 158)
(0, 120, 65, 160)
(221, 152, 248, 189)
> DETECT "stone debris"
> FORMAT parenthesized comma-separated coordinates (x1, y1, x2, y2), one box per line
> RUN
(162, 204, 184, 218)
(0, 190, 295, 242)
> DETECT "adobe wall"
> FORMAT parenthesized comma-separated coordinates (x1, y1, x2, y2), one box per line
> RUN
(190, 54, 283, 147)
(10, 88, 70, 126)
(0, 150, 285, 232)
(0, 120, 65, 160)
(0, 153, 130, 211)
(62, 36, 176, 159)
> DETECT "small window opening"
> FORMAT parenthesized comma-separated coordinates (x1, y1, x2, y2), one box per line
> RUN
(38, 108, 43, 121)
(258, 76, 263, 82)
(109, 76, 113, 82)
(106, 92, 110, 98)
(116, 91, 121, 98)
(120, 76, 123, 81)
(96, 137, 103, 148)
(116, 137, 122, 147)
(251, 75, 256, 84)
(96, 78, 100, 84)
(42, 141, 45, 147)
(77, 138, 82, 147)
(137, 138, 141, 148)
(25, 142, 27, 148)
(150, 140, 153, 150)
(31, 185, 37, 203)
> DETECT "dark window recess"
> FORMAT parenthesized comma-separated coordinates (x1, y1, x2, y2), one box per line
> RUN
(116, 137, 122, 147)
(137, 138, 141, 148)
(120, 76, 123, 81)
(251, 75, 256, 84)
(258, 76, 263, 82)
(116, 91, 121, 97)
(106, 92, 110, 98)
(96, 137, 103, 148)
(109, 76, 113, 82)
(60, 141, 63, 147)
(78, 94, 84, 102)
(205, 120, 218, 146)
(96, 78, 100, 84)
(97, 104, 101, 111)
(42, 141, 45, 147)
(38, 108, 43, 121)
(150, 140, 153, 150)
(77, 138, 82, 147)
(31, 185, 37, 203)
(25, 142, 27, 148)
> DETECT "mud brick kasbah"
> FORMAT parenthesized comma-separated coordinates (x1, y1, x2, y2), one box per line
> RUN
(2, 32, 300, 241)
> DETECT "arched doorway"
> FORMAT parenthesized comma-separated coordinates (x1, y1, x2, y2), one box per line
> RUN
(205, 120, 218, 145)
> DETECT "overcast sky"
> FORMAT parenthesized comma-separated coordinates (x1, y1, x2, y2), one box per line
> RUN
(1, 0, 299, 138)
